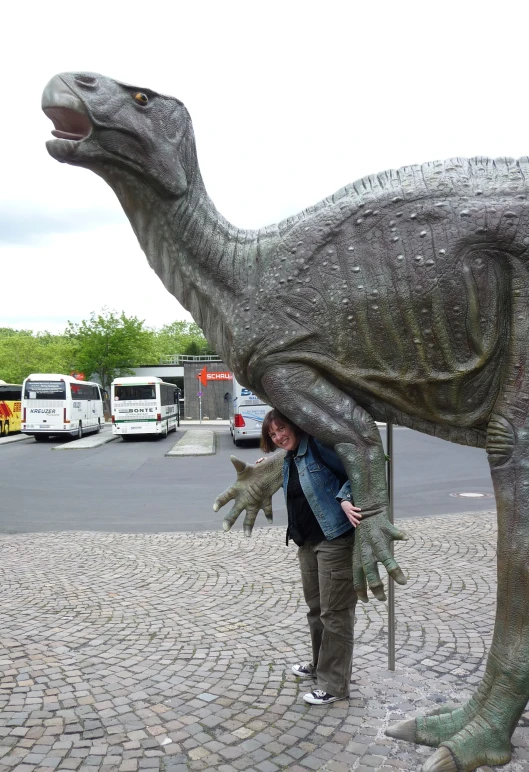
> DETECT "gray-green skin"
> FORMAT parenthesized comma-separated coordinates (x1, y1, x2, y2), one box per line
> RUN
(42, 71, 529, 772)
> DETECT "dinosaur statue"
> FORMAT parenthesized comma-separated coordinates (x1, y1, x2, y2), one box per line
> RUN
(42, 71, 529, 772)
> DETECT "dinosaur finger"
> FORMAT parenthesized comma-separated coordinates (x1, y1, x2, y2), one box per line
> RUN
(357, 535, 387, 601)
(363, 561, 387, 602)
(262, 501, 274, 523)
(369, 537, 406, 583)
(353, 545, 369, 602)
(354, 575, 369, 603)
(369, 582, 387, 602)
(222, 503, 244, 531)
(230, 456, 248, 476)
(389, 566, 407, 586)
(242, 508, 259, 537)
(383, 522, 409, 542)
(213, 486, 237, 512)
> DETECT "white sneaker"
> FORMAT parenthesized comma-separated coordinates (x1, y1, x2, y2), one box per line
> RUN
(291, 662, 315, 678)
(303, 689, 343, 705)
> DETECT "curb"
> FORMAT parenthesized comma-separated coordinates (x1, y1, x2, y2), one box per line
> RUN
(52, 429, 118, 450)
(165, 429, 216, 456)
(0, 434, 32, 446)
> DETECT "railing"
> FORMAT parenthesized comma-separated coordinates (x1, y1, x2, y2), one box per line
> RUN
(158, 354, 222, 365)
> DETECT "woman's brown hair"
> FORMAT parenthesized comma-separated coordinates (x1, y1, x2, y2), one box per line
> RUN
(260, 409, 301, 453)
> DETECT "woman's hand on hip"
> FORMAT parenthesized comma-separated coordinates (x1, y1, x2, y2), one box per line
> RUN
(341, 500, 362, 527)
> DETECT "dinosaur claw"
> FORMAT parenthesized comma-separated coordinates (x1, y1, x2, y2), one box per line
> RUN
(422, 746, 457, 772)
(230, 456, 247, 474)
(385, 718, 416, 742)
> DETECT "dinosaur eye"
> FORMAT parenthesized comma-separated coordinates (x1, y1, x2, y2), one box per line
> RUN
(134, 92, 149, 106)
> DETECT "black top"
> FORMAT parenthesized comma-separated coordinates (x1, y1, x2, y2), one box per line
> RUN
(286, 455, 326, 546)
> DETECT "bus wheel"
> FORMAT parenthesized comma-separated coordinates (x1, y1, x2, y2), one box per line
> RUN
(1, 422, 8, 437)
(162, 422, 168, 438)
(77, 424, 83, 440)
(96, 419, 101, 433)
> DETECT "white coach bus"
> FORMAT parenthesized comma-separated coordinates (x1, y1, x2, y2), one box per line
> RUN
(229, 377, 272, 446)
(22, 373, 104, 441)
(111, 376, 179, 440)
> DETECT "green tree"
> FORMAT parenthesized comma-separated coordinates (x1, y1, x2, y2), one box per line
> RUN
(151, 321, 215, 360)
(66, 309, 154, 392)
(0, 329, 77, 383)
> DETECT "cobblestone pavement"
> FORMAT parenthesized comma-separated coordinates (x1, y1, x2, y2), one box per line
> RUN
(1, 512, 529, 772)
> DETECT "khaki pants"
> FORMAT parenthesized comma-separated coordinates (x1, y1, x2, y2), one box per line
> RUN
(297, 535, 357, 699)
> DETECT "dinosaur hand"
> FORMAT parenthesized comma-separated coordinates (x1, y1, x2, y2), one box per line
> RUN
(352, 513, 408, 602)
(213, 453, 284, 537)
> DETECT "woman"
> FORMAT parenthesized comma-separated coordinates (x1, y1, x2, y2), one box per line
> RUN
(260, 408, 362, 706)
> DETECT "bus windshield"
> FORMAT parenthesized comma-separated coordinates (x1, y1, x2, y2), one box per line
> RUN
(0, 385, 22, 401)
(114, 385, 156, 401)
(24, 381, 66, 400)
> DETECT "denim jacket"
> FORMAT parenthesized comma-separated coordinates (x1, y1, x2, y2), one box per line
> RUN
(282, 433, 353, 540)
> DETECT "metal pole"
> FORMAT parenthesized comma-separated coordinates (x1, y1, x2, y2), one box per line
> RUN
(387, 421, 395, 671)
(199, 395, 202, 424)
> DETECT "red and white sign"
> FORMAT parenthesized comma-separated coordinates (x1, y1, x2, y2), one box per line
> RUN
(196, 366, 233, 387)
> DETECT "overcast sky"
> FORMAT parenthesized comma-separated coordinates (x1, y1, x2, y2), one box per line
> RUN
(3, 0, 528, 333)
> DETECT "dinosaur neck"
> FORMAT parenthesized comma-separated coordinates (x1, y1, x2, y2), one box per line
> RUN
(102, 166, 258, 359)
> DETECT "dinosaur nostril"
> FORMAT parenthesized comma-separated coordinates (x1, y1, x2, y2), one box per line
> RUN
(74, 74, 96, 86)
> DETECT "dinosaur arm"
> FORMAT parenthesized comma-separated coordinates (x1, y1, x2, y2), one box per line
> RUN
(260, 362, 408, 602)
(213, 451, 285, 536)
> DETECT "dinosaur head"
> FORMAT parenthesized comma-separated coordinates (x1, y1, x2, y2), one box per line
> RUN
(42, 72, 193, 198)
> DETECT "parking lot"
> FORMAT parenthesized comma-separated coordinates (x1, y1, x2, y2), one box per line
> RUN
(0, 423, 495, 536)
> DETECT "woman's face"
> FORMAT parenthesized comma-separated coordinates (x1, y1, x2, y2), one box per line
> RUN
(268, 419, 299, 452)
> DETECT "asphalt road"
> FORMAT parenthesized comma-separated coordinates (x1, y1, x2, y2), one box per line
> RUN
(0, 425, 495, 534)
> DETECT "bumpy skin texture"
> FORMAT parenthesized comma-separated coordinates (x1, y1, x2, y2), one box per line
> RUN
(42, 71, 529, 772)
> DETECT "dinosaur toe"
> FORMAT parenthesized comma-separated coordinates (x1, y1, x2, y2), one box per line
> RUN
(385, 718, 416, 742)
(422, 746, 457, 772)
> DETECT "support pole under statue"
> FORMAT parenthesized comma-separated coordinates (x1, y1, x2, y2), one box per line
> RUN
(387, 422, 395, 671)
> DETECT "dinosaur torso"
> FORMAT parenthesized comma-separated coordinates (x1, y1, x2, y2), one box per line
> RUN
(232, 159, 528, 443)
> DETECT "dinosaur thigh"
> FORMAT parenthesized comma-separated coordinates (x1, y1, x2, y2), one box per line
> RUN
(260, 362, 390, 518)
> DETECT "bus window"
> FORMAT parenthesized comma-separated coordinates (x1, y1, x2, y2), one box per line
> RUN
(114, 385, 156, 401)
(0, 383, 22, 436)
(24, 381, 66, 400)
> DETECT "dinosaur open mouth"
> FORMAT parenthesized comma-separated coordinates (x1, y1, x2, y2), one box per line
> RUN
(44, 106, 92, 141)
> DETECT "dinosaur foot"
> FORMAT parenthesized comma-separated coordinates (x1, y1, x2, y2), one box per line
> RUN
(386, 704, 472, 747)
(421, 722, 512, 772)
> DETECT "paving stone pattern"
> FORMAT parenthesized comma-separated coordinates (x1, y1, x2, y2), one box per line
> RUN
(1, 512, 528, 772)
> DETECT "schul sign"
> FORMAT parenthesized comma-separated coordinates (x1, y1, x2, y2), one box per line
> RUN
(196, 366, 233, 387)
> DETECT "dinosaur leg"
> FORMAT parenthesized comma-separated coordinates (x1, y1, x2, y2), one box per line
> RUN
(389, 414, 529, 771)
(260, 362, 390, 514)
(260, 363, 406, 599)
